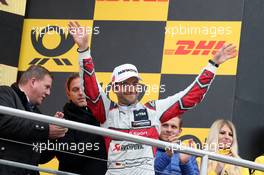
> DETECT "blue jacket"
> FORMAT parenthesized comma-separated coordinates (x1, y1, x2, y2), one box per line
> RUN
(154, 148, 199, 175)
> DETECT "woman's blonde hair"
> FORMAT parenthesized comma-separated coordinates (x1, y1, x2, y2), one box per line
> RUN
(206, 119, 241, 175)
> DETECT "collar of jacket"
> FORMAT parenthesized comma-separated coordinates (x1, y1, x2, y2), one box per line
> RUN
(11, 83, 35, 111)
(63, 101, 99, 126)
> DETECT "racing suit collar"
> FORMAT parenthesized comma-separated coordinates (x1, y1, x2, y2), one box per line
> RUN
(117, 101, 139, 110)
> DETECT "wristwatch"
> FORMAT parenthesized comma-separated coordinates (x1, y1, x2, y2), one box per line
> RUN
(77, 47, 89, 53)
(209, 59, 219, 68)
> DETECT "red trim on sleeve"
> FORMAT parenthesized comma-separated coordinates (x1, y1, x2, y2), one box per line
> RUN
(160, 69, 214, 123)
(82, 59, 106, 123)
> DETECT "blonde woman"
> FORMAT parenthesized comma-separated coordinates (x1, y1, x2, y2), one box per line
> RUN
(206, 119, 249, 175)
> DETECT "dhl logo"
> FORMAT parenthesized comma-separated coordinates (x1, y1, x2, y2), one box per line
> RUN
(165, 40, 225, 56)
(97, 0, 167, 2)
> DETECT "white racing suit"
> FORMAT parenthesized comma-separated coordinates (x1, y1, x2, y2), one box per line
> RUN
(78, 50, 217, 175)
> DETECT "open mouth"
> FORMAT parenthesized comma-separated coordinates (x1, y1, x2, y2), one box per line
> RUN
(221, 140, 231, 145)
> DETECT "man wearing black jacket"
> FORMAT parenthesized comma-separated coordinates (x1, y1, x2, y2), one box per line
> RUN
(0, 65, 68, 175)
(54, 73, 107, 174)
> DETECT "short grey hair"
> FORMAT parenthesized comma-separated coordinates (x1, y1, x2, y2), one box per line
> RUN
(19, 65, 53, 85)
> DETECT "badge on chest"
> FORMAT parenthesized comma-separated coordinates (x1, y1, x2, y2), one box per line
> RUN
(132, 109, 151, 127)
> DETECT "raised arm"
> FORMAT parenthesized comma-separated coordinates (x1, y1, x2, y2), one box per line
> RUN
(145, 44, 238, 123)
(68, 21, 111, 124)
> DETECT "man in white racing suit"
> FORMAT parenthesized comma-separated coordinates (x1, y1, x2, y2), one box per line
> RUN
(68, 21, 237, 175)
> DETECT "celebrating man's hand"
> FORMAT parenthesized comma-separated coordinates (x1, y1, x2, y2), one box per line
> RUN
(48, 111, 68, 139)
(68, 21, 89, 51)
(212, 44, 238, 65)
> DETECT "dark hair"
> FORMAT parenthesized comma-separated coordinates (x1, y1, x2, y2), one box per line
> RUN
(66, 73, 80, 91)
(19, 65, 53, 85)
(179, 118, 183, 129)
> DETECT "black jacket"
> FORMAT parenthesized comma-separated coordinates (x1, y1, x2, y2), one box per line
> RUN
(0, 84, 49, 175)
(55, 101, 107, 175)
